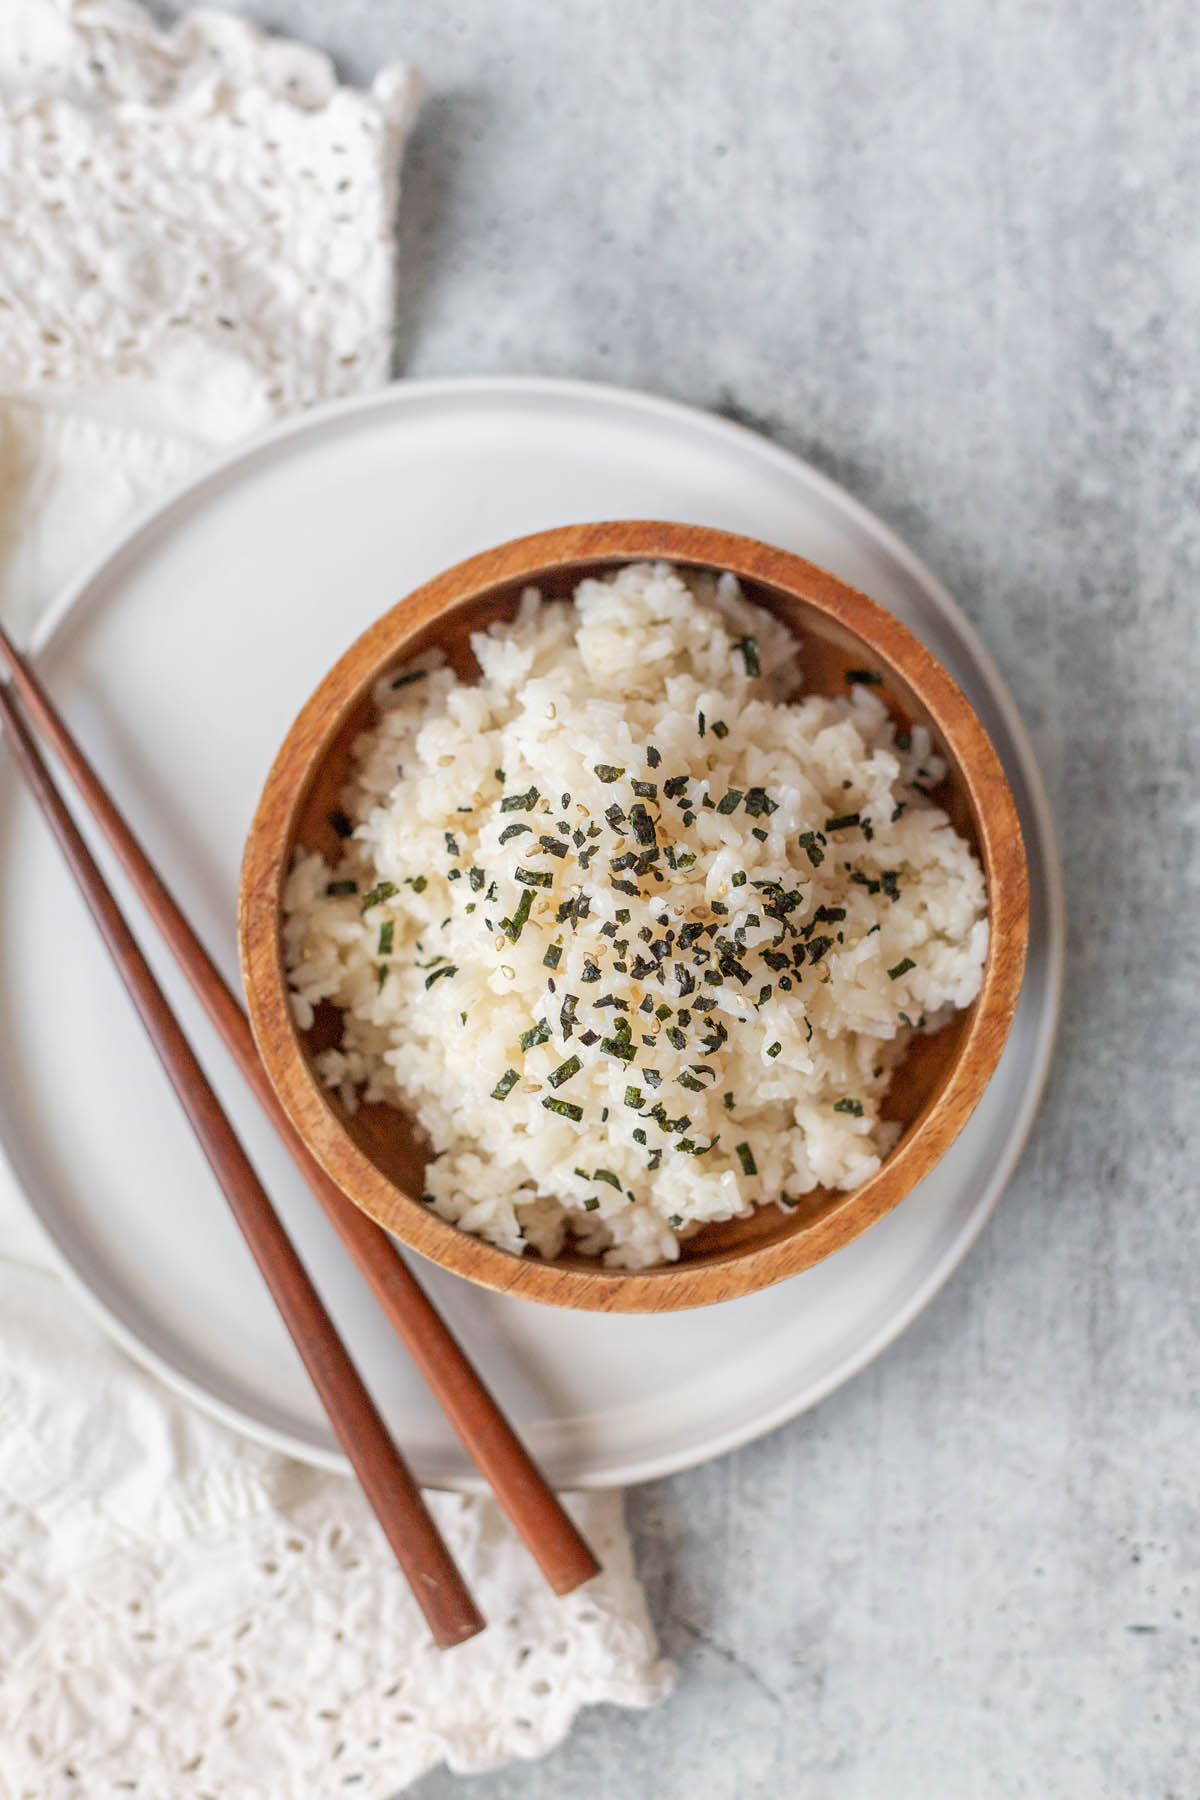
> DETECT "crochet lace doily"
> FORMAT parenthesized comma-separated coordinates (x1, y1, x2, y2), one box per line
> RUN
(0, 6, 673, 1792)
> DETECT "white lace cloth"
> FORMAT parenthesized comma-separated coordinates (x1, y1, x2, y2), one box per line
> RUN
(0, 5, 673, 1794)
(0, 1263, 667, 1799)
(0, 0, 422, 635)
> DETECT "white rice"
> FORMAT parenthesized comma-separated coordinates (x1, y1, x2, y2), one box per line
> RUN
(283, 562, 988, 1269)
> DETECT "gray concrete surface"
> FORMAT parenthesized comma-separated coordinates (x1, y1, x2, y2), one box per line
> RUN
(156, 3, 1200, 1793)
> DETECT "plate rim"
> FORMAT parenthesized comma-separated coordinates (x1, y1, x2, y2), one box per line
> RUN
(8, 374, 1065, 1487)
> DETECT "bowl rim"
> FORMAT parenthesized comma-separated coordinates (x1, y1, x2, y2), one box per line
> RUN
(238, 521, 1029, 1312)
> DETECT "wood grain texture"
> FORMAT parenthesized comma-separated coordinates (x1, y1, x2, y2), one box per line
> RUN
(0, 682, 485, 1650)
(239, 523, 1028, 1312)
(0, 620, 599, 1599)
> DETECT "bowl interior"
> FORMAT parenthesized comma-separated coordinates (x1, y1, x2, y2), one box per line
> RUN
(285, 555, 980, 1276)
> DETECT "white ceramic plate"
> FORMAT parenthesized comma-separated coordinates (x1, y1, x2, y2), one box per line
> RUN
(0, 378, 1063, 1489)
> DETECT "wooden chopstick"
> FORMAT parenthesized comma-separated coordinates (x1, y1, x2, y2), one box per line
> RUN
(0, 682, 484, 1650)
(0, 623, 600, 1598)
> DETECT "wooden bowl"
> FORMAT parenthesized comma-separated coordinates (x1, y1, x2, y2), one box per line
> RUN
(239, 522, 1028, 1312)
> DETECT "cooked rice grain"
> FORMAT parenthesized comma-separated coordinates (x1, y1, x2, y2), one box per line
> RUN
(284, 563, 987, 1268)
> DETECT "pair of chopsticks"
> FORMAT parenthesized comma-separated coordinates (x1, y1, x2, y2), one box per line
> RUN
(0, 624, 599, 1649)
